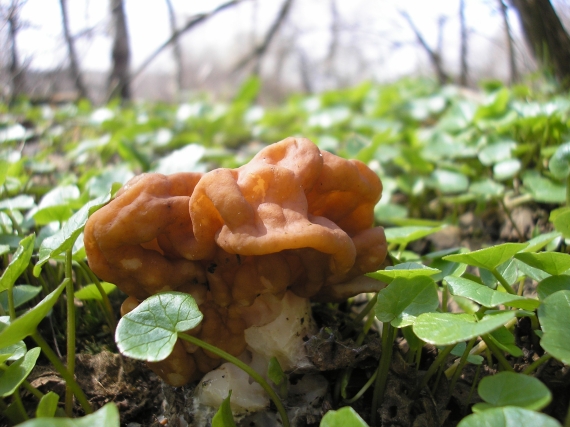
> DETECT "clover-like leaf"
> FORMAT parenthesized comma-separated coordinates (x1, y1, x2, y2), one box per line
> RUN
(549, 141, 570, 179)
(523, 171, 566, 204)
(443, 243, 528, 271)
(488, 327, 522, 357)
(320, 406, 369, 427)
(0, 195, 35, 211)
(212, 391, 237, 427)
(33, 193, 110, 276)
(17, 402, 119, 427)
(0, 318, 26, 363)
(550, 207, 570, 239)
(0, 347, 41, 397)
(375, 276, 439, 327)
(413, 311, 515, 346)
(520, 231, 561, 253)
(0, 234, 35, 292)
(116, 292, 203, 362)
(473, 372, 552, 412)
(537, 290, 570, 365)
(458, 406, 561, 427)
(384, 225, 444, 246)
(35, 391, 60, 418)
(0, 285, 42, 311)
(75, 282, 116, 301)
(0, 282, 66, 348)
(445, 276, 539, 310)
(515, 252, 570, 276)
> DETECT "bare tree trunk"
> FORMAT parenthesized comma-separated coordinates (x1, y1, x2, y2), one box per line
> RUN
(233, 0, 294, 74)
(459, 0, 468, 86)
(400, 10, 449, 85)
(7, 0, 24, 100)
(108, 0, 131, 100)
(498, 0, 518, 84)
(59, 0, 88, 100)
(165, 0, 184, 95)
(510, 0, 570, 88)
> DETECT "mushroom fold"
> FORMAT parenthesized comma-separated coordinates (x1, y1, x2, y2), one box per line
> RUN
(84, 137, 388, 386)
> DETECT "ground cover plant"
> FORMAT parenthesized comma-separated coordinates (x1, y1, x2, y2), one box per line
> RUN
(1, 76, 570, 426)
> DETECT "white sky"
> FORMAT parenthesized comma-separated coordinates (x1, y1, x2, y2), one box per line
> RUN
(13, 0, 511, 79)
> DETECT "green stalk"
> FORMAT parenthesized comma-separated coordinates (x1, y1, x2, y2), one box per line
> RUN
(522, 353, 553, 375)
(21, 379, 44, 400)
(7, 286, 16, 320)
(31, 331, 92, 414)
(353, 294, 378, 325)
(566, 175, 570, 207)
(178, 333, 289, 427)
(78, 261, 117, 331)
(491, 268, 516, 295)
(449, 337, 477, 392)
(65, 249, 76, 416)
(415, 344, 454, 397)
(370, 323, 395, 427)
(481, 334, 514, 372)
(344, 369, 378, 404)
(441, 282, 448, 313)
(12, 392, 29, 422)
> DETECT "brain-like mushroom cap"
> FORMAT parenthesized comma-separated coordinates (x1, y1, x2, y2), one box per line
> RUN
(84, 137, 388, 386)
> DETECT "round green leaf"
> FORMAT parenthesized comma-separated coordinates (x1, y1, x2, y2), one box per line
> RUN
(537, 275, 570, 300)
(429, 169, 469, 194)
(75, 282, 116, 301)
(445, 276, 539, 310)
(549, 142, 570, 179)
(367, 262, 440, 282)
(320, 406, 369, 427)
(475, 372, 551, 411)
(35, 391, 60, 418)
(17, 402, 119, 427)
(469, 178, 505, 198)
(0, 285, 42, 311)
(523, 171, 566, 203)
(493, 159, 520, 181)
(537, 290, 570, 364)
(116, 292, 203, 362)
(550, 208, 570, 239)
(458, 406, 561, 427)
(443, 243, 528, 271)
(515, 252, 570, 276)
(0, 195, 35, 211)
(478, 141, 516, 166)
(0, 234, 35, 292)
(384, 225, 444, 245)
(375, 276, 439, 327)
(212, 391, 237, 427)
(413, 311, 515, 346)
(0, 347, 41, 397)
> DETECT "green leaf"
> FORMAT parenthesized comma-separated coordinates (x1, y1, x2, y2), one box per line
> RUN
(0, 282, 66, 348)
(493, 159, 521, 181)
(458, 406, 561, 427)
(445, 276, 540, 310)
(0, 318, 26, 363)
(367, 262, 440, 282)
(522, 171, 566, 204)
(443, 243, 528, 271)
(429, 169, 469, 194)
(75, 282, 116, 301)
(515, 252, 570, 276)
(469, 179, 505, 199)
(233, 76, 261, 105)
(0, 195, 35, 211)
(36, 391, 60, 418)
(116, 292, 203, 362)
(451, 342, 483, 365)
(549, 141, 570, 179)
(212, 391, 237, 427)
(520, 231, 562, 253)
(18, 402, 120, 427)
(0, 285, 42, 311)
(478, 141, 516, 166)
(320, 406, 369, 427)
(413, 311, 515, 346)
(375, 276, 439, 327)
(474, 372, 551, 411)
(537, 290, 570, 364)
(0, 234, 35, 292)
(550, 207, 570, 239)
(0, 347, 41, 397)
(488, 327, 523, 357)
(33, 193, 111, 276)
(384, 226, 444, 246)
(537, 275, 570, 300)
(268, 356, 286, 386)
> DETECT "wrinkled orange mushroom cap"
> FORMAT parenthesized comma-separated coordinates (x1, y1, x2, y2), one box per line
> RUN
(84, 137, 387, 386)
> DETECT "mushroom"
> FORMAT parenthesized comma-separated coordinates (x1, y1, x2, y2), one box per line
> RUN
(84, 137, 388, 388)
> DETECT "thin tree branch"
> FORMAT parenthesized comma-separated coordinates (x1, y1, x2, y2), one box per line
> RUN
(165, 0, 184, 94)
(233, 0, 294, 74)
(498, 0, 519, 84)
(399, 10, 449, 84)
(130, 0, 246, 83)
(459, 0, 468, 86)
(59, 0, 88, 99)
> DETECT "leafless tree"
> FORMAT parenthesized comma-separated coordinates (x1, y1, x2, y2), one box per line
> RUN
(459, 0, 469, 86)
(165, 0, 184, 95)
(108, 0, 131, 100)
(131, 0, 244, 84)
(233, 0, 294, 75)
(59, 0, 88, 100)
(399, 10, 449, 85)
(5, 0, 25, 100)
(510, 0, 570, 87)
(498, 0, 518, 84)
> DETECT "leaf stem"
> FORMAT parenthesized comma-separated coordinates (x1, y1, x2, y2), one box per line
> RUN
(178, 333, 289, 427)
(7, 285, 16, 320)
(65, 249, 76, 416)
(491, 267, 516, 295)
(370, 322, 395, 426)
(415, 344, 454, 396)
(481, 334, 514, 372)
(449, 337, 477, 392)
(78, 260, 117, 331)
(31, 332, 93, 414)
(344, 369, 378, 404)
(522, 353, 553, 375)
